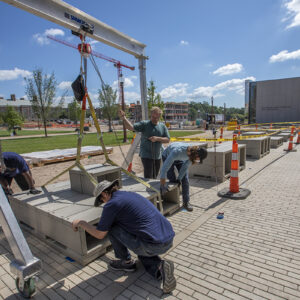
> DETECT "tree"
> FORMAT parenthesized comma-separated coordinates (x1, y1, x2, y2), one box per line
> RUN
(147, 80, 164, 118)
(3, 106, 23, 133)
(68, 98, 81, 124)
(188, 106, 198, 121)
(98, 84, 118, 132)
(49, 91, 67, 120)
(25, 69, 56, 137)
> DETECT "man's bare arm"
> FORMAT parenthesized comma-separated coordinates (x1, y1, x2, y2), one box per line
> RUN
(118, 110, 134, 131)
(72, 220, 107, 240)
(148, 136, 170, 143)
(22, 171, 35, 189)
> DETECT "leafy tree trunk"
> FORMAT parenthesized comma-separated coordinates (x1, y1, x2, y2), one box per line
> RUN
(25, 69, 56, 137)
(98, 84, 118, 134)
(147, 80, 164, 118)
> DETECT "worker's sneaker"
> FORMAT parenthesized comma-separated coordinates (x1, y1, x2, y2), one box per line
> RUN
(183, 202, 193, 212)
(109, 259, 137, 272)
(159, 260, 176, 294)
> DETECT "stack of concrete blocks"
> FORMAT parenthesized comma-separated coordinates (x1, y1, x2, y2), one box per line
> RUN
(189, 142, 246, 182)
(241, 131, 266, 136)
(281, 129, 297, 137)
(237, 136, 271, 159)
(273, 132, 290, 142)
(10, 172, 179, 265)
(69, 164, 122, 196)
(270, 137, 284, 148)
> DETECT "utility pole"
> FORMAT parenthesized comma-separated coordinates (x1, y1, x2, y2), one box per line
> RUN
(224, 103, 226, 125)
(211, 96, 214, 115)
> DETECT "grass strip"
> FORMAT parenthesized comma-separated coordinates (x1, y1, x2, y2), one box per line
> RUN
(1, 131, 203, 154)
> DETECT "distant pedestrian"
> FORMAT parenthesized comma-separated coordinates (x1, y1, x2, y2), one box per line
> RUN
(119, 107, 170, 178)
(72, 180, 176, 293)
(160, 142, 207, 211)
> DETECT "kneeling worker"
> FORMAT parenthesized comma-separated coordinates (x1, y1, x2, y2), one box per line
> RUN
(0, 152, 41, 195)
(72, 179, 176, 294)
(160, 142, 208, 212)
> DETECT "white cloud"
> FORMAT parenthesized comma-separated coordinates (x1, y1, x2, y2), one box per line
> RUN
(189, 76, 256, 99)
(160, 83, 189, 99)
(180, 40, 189, 46)
(284, 0, 300, 29)
(124, 91, 140, 103)
(269, 49, 300, 62)
(112, 77, 135, 89)
(0, 67, 32, 81)
(212, 63, 243, 76)
(58, 81, 72, 90)
(33, 28, 65, 45)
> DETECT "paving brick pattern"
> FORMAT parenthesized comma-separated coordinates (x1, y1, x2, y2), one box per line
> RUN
(0, 141, 300, 299)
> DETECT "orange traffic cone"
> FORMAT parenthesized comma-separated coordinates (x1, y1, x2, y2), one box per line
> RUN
(217, 134, 251, 199)
(270, 123, 272, 129)
(230, 134, 239, 193)
(238, 125, 241, 137)
(285, 126, 296, 152)
(255, 124, 258, 131)
(127, 162, 133, 172)
(219, 127, 223, 144)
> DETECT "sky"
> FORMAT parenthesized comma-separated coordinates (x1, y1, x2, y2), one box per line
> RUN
(0, 0, 300, 108)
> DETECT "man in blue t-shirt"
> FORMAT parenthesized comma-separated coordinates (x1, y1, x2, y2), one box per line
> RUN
(72, 179, 176, 294)
(0, 152, 41, 195)
(119, 107, 170, 179)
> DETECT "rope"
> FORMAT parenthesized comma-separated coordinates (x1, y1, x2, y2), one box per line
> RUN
(89, 54, 128, 165)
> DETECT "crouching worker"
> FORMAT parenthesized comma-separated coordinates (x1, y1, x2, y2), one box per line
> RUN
(0, 152, 41, 195)
(72, 179, 176, 294)
(160, 142, 208, 212)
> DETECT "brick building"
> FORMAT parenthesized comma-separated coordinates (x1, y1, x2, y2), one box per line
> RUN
(164, 102, 188, 122)
(0, 95, 67, 121)
(128, 101, 142, 122)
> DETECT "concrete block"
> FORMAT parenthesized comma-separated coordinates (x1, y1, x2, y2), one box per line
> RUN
(189, 143, 246, 182)
(69, 164, 122, 195)
(270, 137, 284, 148)
(10, 175, 179, 265)
(273, 132, 290, 142)
(237, 136, 270, 159)
(241, 131, 266, 136)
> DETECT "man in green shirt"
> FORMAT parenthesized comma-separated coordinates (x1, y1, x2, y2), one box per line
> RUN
(119, 107, 170, 178)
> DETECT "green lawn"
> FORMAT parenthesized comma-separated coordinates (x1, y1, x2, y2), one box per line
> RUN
(0, 129, 73, 137)
(1, 131, 203, 154)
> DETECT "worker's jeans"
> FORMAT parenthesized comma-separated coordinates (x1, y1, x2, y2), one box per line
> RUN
(108, 225, 173, 279)
(162, 157, 190, 204)
(141, 158, 161, 179)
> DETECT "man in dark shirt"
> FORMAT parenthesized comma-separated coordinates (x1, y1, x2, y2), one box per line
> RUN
(0, 152, 41, 195)
(72, 179, 176, 294)
(119, 107, 170, 179)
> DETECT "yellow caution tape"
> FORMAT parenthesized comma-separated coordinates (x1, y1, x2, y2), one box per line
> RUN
(170, 128, 289, 142)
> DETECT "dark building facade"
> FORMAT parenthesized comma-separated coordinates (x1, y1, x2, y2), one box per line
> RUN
(246, 77, 300, 123)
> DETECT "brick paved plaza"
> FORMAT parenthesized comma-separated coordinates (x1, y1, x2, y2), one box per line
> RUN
(0, 140, 300, 299)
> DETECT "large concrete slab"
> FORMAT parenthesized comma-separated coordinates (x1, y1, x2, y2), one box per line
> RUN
(10, 174, 179, 266)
